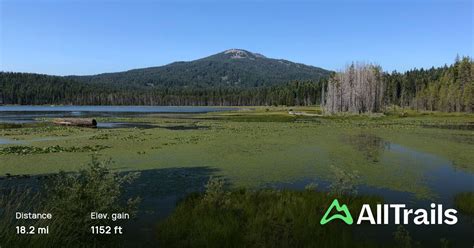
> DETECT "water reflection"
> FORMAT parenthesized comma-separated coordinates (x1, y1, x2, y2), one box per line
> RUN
(345, 133, 390, 162)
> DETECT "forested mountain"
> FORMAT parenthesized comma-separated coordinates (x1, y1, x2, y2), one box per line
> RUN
(69, 49, 331, 88)
(0, 49, 330, 105)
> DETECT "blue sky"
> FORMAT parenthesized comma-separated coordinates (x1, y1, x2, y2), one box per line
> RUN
(1, 0, 472, 75)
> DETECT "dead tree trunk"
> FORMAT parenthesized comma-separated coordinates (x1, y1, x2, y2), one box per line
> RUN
(53, 118, 97, 128)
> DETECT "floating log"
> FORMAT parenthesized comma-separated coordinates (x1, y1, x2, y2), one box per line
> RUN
(53, 118, 97, 128)
(288, 111, 322, 117)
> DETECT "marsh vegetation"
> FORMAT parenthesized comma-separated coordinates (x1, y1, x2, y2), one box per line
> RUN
(0, 106, 473, 247)
(157, 178, 383, 248)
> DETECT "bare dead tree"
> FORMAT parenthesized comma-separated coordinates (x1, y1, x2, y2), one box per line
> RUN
(324, 62, 385, 114)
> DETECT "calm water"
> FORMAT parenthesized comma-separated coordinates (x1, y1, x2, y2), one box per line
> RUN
(0, 105, 236, 123)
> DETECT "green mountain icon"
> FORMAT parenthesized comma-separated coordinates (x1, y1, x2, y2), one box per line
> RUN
(320, 199, 353, 225)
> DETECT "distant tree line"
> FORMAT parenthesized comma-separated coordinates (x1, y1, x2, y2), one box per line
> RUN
(1, 56, 472, 112)
(384, 56, 473, 113)
(0, 73, 325, 106)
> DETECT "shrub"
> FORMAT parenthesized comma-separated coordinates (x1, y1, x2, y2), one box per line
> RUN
(0, 156, 140, 247)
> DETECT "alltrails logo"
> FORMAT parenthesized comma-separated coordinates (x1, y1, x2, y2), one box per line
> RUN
(320, 199, 353, 225)
(320, 199, 458, 225)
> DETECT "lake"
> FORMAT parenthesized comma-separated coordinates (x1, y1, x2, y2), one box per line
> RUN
(0, 105, 237, 123)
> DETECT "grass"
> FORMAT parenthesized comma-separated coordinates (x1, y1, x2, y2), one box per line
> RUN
(157, 186, 384, 247)
(156, 176, 446, 247)
(454, 192, 474, 215)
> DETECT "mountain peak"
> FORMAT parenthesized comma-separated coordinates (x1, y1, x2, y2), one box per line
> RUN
(222, 49, 266, 59)
(72, 49, 331, 88)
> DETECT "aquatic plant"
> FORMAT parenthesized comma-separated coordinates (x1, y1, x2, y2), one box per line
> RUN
(1, 108, 473, 199)
(304, 182, 318, 191)
(202, 176, 231, 207)
(0, 145, 110, 155)
(328, 165, 359, 196)
(89, 133, 111, 140)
